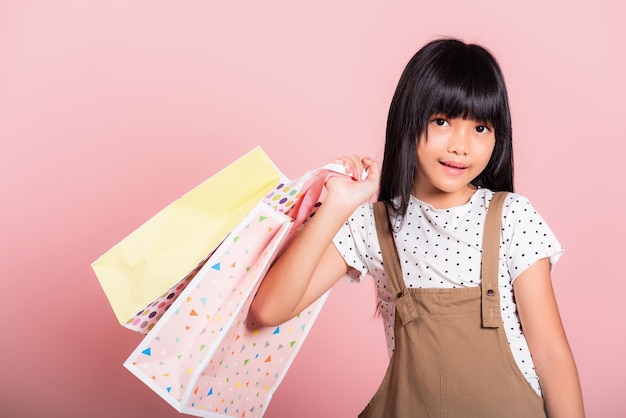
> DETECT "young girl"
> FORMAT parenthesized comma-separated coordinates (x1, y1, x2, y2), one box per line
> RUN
(250, 38, 584, 417)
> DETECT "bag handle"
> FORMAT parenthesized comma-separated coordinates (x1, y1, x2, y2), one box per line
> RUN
(287, 163, 368, 230)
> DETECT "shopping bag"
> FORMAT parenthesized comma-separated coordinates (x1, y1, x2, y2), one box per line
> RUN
(92, 147, 282, 332)
(124, 163, 351, 418)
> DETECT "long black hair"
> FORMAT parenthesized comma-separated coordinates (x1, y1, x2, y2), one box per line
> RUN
(378, 38, 514, 218)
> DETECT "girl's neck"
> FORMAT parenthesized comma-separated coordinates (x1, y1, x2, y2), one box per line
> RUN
(412, 184, 478, 210)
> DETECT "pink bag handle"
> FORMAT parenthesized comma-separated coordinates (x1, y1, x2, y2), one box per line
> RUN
(287, 163, 367, 230)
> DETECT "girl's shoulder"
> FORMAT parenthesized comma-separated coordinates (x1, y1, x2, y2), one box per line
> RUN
(479, 189, 556, 232)
(484, 190, 557, 238)
(480, 189, 537, 216)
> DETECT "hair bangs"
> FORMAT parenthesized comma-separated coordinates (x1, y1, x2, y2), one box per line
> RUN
(431, 81, 502, 126)
(423, 52, 505, 128)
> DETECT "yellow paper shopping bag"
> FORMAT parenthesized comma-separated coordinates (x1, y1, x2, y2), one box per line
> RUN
(92, 147, 281, 328)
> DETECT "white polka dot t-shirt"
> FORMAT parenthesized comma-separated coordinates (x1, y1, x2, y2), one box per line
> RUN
(332, 188, 563, 395)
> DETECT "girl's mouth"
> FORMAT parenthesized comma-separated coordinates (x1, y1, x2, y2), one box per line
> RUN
(440, 161, 468, 175)
(440, 161, 467, 169)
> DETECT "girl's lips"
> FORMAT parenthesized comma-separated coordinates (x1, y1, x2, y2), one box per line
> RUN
(440, 161, 467, 175)
(440, 160, 468, 169)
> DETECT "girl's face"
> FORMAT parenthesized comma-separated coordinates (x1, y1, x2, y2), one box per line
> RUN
(413, 114, 496, 209)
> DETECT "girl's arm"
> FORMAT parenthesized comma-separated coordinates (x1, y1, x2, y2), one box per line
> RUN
(250, 156, 379, 327)
(513, 258, 585, 418)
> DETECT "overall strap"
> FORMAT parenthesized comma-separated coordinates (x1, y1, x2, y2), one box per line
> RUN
(373, 202, 418, 324)
(481, 192, 508, 328)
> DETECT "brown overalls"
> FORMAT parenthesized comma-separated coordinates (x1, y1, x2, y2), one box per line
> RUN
(359, 192, 546, 418)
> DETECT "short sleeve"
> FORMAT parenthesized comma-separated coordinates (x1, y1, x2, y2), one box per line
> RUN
(332, 203, 376, 282)
(502, 194, 564, 282)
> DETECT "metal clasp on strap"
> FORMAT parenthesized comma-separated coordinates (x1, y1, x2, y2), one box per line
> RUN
(395, 291, 418, 325)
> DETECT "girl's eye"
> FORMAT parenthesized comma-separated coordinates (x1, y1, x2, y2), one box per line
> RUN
(475, 125, 491, 133)
(432, 118, 448, 126)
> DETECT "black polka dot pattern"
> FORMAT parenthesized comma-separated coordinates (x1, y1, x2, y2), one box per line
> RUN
(332, 189, 563, 396)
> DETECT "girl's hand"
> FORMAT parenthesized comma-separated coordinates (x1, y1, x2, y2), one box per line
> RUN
(325, 155, 380, 212)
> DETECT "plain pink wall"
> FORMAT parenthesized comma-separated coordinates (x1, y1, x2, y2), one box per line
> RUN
(1, 1, 624, 417)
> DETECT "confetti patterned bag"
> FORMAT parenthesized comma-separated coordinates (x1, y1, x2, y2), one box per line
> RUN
(124, 163, 351, 418)
(92, 148, 281, 332)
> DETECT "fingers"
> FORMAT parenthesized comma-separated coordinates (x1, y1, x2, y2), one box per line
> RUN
(331, 155, 377, 180)
(361, 156, 379, 176)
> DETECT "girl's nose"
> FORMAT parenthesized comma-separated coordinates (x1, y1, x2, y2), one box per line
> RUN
(447, 129, 470, 156)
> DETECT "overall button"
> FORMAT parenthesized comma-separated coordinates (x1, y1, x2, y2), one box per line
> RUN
(486, 289, 495, 296)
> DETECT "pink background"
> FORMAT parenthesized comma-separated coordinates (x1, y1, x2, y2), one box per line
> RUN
(1, 1, 624, 417)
